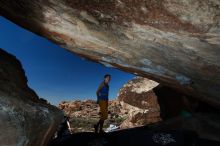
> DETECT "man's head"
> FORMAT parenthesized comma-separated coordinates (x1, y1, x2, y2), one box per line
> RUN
(104, 74, 111, 84)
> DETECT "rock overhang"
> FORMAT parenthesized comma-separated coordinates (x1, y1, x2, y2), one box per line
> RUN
(0, 0, 219, 107)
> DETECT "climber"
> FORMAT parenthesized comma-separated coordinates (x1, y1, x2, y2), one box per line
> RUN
(94, 74, 111, 133)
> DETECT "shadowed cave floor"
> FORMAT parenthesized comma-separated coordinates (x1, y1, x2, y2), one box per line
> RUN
(49, 126, 220, 146)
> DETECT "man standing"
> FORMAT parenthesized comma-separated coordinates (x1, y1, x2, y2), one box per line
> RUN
(94, 74, 111, 133)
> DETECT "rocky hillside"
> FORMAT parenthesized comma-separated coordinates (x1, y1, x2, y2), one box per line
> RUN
(58, 99, 126, 132)
(58, 77, 162, 132)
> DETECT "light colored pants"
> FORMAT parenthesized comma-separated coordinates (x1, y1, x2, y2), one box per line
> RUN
(98, 100, 108, 120)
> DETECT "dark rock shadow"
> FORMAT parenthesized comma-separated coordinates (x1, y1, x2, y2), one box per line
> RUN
(49, 125, 220, 146)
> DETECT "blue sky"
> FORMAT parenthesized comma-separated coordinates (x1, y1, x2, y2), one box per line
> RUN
(0, 16, 135, 105)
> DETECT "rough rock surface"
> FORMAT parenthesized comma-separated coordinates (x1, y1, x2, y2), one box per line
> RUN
(0, 48, 63, 146)
(0, 0, 220, 107)
(118, 77, 220, 141)
(118, 77, 161, 128)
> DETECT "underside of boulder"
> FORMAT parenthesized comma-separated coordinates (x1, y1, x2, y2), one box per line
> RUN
(0, 1, 220, 106)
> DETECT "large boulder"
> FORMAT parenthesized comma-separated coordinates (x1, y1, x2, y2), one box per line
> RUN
(0, 0, 220, 107)
(118, 77, 220, 141)
(0, 48, 63, 146)
(118, 77, 161, 128)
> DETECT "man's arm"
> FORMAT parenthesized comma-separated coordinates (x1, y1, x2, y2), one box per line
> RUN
(96, 82, 104, 97)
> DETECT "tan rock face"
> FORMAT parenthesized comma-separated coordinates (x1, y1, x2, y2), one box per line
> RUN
(0, 49, 63, 146)
(118, 77, 159, 109)
(118, 77, 161, 128)
(0, 0, 220, 107)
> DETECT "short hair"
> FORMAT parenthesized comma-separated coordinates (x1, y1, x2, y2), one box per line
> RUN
(104, 74, 111, 78)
